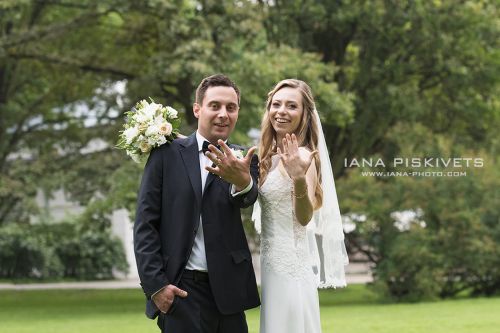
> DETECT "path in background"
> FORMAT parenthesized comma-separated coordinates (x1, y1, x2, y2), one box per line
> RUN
(0, 258, 372, 290)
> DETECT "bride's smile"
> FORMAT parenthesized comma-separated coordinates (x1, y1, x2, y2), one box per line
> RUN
(269, 87, 304, 138)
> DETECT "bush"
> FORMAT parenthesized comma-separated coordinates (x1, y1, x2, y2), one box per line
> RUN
(372, 228, 444, 301)
(0, 223, 63, 279)
(0, 222, 128, 280)
(54, 226, 129, 280)
(338, 152, 500, 301)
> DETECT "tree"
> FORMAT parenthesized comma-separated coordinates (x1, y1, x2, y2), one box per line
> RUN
(2, 0, 499, 296)
(337, 124, 500, 299)
(258, 0, 500, 175)
(0, 0, 352, 225)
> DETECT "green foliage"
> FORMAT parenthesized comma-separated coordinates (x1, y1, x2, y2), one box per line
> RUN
(227, 45, 355, 139)
(0, 221, 128, 280)
(259, 0, 500, 174)
(53, 223, 129, 280)
(338, 144, 500, 300)
(0, 223, 63, 279)
(372, 229, 444, 301)
(1, 0, 499, 299)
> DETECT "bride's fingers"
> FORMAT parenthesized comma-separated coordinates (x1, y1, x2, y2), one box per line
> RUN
(290, 134, 299, 154)
(282, 138, 289, 156)
(286, 134, 294, 154)
(277, 147, 285, 162)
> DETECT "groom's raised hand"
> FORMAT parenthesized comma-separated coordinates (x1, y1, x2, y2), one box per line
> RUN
(205, 140, 257, 191)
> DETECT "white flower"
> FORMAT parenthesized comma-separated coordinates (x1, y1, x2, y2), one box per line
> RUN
(158, 122, 173, 136)
(134, 135, 145, 148)
(123, 126, 139, 144)
(119, 97, 181, 163)
(157, 135, 167, 146)
(140, 141, 151, 153)
(143, 102, 160, 119)
(127, 151, 141, 163)
(154, 115, 164, 125)
(230, 148, 244, 160)
(147, 136, 158, 146)
(137, 100, 148, 109)
(134, 112, 148, 123)
(166, 106, 178, 119)
(145, 124, 159, 137)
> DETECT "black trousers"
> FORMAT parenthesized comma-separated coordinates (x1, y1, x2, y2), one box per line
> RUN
(157, 270, 248, 333)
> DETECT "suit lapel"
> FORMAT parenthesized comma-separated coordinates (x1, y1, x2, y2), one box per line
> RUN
(204, 171, 217, 193)
(179, 133, 202, 208)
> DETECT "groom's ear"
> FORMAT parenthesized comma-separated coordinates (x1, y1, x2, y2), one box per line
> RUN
(193, 103, 201, 119)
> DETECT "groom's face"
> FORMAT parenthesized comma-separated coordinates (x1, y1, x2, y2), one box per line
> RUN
(193, 86, 239, 143)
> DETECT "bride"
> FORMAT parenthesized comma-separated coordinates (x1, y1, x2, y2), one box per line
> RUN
(253, 79, 348, 333)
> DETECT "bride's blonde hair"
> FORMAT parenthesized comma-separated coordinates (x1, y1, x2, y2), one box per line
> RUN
(258, 79, 323, 209)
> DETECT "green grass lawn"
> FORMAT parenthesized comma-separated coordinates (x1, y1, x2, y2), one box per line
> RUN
(0, 285, 498, 333)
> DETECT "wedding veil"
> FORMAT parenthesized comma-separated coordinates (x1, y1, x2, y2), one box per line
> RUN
(252, 109, 348, 288)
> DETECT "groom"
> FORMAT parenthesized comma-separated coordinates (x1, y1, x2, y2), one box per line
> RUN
(134, 74, 260, 333)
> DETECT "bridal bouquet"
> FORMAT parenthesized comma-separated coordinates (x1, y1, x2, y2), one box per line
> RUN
(117, 99, 181, 163)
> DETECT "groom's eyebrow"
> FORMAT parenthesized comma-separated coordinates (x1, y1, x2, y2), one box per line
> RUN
(205, 100, 221, 106)
(207, 99, 238, 106)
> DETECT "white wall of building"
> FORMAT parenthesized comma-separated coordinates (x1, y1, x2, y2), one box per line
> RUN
(111, 209, 139, 279)
(35, 188, 139, 279)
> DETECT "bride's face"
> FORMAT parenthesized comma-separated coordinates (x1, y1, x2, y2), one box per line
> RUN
(268, 87, 303, 137)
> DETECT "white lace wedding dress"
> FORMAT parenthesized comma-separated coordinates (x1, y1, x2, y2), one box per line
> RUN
(258, 155, 322, 333)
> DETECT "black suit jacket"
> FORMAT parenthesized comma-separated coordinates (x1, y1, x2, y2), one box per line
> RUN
(134, 132, 260, 319)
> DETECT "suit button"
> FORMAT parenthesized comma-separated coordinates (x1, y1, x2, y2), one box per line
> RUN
(193, 229, 197, 234)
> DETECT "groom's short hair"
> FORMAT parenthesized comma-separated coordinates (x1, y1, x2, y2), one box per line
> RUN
(195, 74, 240, 105)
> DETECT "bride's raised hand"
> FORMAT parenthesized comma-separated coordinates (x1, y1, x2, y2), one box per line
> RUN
(277, 133, 318, 181)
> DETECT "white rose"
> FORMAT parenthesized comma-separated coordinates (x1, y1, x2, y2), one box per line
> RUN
(140, 141, 151, 153)
(166, 106, 178, 119)
(153, 116, 164, 125)
(147, 136, 157, 146)
(143, 102, 160, 119)
(145, 124, 159, 137)
(158, 122, 173, 136)
(134, 113, 148, 123)
(157, 135, 167, 146)
(123, 126, 139, 144)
